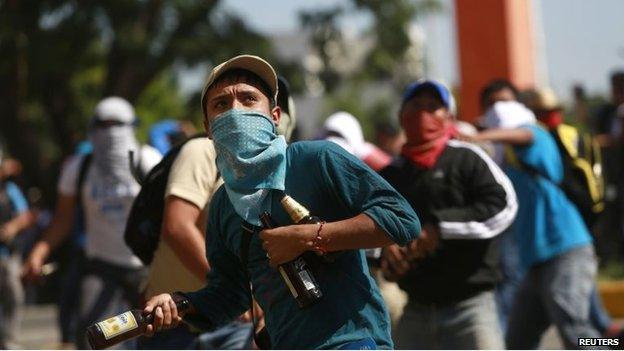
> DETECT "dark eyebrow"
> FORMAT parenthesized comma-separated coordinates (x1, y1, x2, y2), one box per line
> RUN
(208, 93, 230, 104)
(208, 87, 262, 104)
(238, 87, 262, 96)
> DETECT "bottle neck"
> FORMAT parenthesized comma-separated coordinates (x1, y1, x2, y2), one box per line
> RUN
(280, 194, 311, 223)
(260, 211, 277, 229)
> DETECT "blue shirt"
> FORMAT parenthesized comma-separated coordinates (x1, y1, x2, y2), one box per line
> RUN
(5, 182, 28, 214)
(0, 181, 29, 256)
(149, 120, 181, 155)
(185, 141, 421, 349)
(505, 125, 592, 270)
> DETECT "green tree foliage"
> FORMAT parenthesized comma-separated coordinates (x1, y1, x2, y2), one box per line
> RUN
(134, 70, 186, 142)
(299, 0, 441, 139)
(0, 0, 271, 201)
(300, 6, 345, 94)
(353, 0, 442, 82)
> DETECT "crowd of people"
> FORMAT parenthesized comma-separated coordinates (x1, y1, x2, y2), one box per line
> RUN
(0, 54, 623, 350)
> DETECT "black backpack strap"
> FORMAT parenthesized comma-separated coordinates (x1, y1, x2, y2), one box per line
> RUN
(128, 149, 146, 185)
(240, 222, 271, 349)
(240, 223, 254, 282)
(76, 153, 92, 207)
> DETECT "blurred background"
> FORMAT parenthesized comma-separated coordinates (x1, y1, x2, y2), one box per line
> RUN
(2, 0, 624, 205)
(2, 0, 624, 347)
(3, 0, 624, 208)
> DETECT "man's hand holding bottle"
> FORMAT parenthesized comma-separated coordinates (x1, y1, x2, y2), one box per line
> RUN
(142, 293, 190, 336)
(259, 223, 319, 267)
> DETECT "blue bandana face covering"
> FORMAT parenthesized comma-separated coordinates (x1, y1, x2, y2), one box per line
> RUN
(210, 109, 287, 225)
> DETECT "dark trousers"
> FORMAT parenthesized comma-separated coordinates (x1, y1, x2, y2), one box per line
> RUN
(58, 248, 86, 343)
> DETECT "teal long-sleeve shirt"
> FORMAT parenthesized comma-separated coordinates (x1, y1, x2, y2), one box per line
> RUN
(184, 141, 421, 349)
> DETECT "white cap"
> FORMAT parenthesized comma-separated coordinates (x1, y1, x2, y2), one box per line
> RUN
(482, 101, 536, 129)
(324, 111, 382, 159)
(324, 112, 365, 150)
(93, 97, 135, 124)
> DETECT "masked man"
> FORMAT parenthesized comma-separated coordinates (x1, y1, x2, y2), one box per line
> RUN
(379, 80, 517, 349)
(23, 97, 162, 349)
(143, 55, 421, 349)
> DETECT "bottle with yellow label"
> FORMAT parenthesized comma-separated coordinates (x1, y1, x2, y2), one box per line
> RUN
(86, 295, 190, 349)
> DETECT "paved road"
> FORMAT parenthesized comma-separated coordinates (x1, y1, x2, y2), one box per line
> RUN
(15, 304, 572, 349)
(16, 305, 62, 349)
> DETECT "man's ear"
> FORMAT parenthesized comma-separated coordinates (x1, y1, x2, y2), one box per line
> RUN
(398, 108, 408, 128)
(444, 109, 454, 120)
(270, 106, 281, 128)
(203, 119, 213, 139)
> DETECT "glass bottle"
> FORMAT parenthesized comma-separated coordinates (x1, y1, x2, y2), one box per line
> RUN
(280, 194, 339, 262)
(259, 212, 322, 308)
(280, 195, 321, 226)
(86, 295, 190, 349)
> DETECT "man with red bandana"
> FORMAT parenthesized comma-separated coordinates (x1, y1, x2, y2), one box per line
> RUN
(522, 87, 604, 227)
(524, 88, 565, 129)
(379, 80, 518, 349)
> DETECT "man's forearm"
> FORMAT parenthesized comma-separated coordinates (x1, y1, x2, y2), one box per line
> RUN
(34, 194, 76, 257)
(162, 196, 210, 280)
(321, 213, 394, 252)
(39, 219, 73, 255)
(1, 212, 32, 241)
(260, 212, 403, 266)
(163, 222, 209, 280)
(476, 128, 533, 145)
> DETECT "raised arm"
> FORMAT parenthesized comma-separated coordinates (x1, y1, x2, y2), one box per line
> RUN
(472, 127, 534, 145)
(433, 141, 517, 239)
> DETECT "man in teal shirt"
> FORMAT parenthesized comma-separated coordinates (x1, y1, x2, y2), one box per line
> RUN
(144, 55, 421, 349)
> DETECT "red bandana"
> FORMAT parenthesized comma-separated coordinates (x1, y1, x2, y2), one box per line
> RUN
(401, 123, 456, 169)
(539, 110, 563, 129)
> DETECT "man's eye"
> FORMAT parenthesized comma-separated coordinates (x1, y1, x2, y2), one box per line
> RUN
(245, 96, 258, 103)
(427, 105, 442, 112)
(213, 101, 226, 109)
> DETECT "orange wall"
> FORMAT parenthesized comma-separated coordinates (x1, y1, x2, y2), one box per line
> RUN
(455, 0, 536, 121)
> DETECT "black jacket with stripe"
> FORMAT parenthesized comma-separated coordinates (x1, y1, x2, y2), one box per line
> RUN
(380, 140, 517, 305)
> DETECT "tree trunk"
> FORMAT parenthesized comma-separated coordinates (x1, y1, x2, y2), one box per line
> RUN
(41, 76, 77, 156)
(0, 38, 48, 199)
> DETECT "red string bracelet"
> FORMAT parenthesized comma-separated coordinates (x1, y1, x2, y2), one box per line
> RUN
(313, 221, 328, 255)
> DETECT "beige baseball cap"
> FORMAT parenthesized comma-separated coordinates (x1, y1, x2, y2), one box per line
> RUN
(522, 87, 562, 111)
(200, 55, 278, 118)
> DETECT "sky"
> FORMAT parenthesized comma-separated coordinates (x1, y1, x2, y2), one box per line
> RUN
(219, 0, 624, 103)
